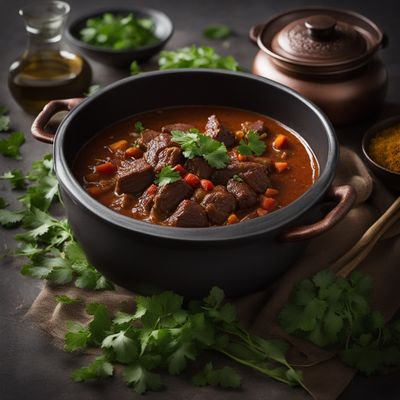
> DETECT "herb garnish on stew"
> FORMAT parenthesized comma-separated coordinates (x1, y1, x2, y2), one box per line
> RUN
(154, 166, 181, 187)
(237, 130, 266, 156)
(171, 129, 230, 169)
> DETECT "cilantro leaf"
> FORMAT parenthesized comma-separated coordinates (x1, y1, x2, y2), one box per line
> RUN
(0, 208, 24, 227)
(192, 363, 241, 388)
(232, 174, 243, 182)
(171, 130, 230, 169)
(1, 169, 26, 189)
(123, 363, 163, 394)
(159, 45, 240, 71)
(135, 121, 145, 133)
(237, 131, 266, 156)
(154, 166, 181, 187)
(0, 197, 7, 208)
(167, 341, 197, 375)
(102, 331, 138, 364)
(87, 303, 112, 345)
(203, 25, 232, 40)
(72, 356, 114, 381)
(0, 131, 25, 159)
(65, 321, 91, 352)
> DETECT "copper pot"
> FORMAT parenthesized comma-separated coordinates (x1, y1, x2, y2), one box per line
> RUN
(250, 7, 388, 125)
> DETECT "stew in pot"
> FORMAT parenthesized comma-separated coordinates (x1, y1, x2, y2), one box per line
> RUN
(74, 106, 319, 227)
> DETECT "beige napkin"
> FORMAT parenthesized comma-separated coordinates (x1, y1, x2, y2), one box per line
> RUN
(26, 147, 400, 400)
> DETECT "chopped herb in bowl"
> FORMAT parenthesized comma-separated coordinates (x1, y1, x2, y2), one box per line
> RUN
(79, 12, 159, 50)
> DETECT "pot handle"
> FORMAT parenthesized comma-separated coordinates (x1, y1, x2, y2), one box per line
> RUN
(31, 98, 84, 144)
(280, 184, 356, 242)
(249, 23, 265, 45)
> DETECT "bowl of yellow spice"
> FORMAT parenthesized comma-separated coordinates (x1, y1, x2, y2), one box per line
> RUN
(362, 116, 400, 190)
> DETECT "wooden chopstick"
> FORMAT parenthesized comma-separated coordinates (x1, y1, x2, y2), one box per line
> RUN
(330, 197, 400, 277)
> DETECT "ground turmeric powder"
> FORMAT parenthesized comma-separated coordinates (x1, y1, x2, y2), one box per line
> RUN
(368, 123, 400, 173)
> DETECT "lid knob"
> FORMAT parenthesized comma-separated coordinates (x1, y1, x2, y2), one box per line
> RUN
(305, 15, 337, 40)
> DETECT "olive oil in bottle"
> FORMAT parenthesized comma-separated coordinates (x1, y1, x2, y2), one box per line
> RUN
(8, 1, 91, 115)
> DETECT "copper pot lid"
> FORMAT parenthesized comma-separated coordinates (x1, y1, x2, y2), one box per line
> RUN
(257, 7, 385, 69)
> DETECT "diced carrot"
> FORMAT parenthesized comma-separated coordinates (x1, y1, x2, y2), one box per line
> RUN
(237, 154, 247, 162)
(146, 184, 158, 196)
(227, 213, 240, 225)
(184, 173, 200, 188)
(109, 139, 129, 152)
(200, 179, 214, 191)
(235, 130, 244, 141)
(95, 162, 116, 175)
(174, 164, 186, 176)
(274, 161, 289, 173)
(256, 207, 268, 216)
(261, 196, 277, 211)
(273, 134, 288, 150)
(86, 186, 103, 197)
(265, 187, 280, 197)
(125, 146, 143, 159)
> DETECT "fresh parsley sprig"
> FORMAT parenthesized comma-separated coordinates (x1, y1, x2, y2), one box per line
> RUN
(65, 287, 306, 394)
(171, 129, 230, 169)
(279, 270, 400, 375)
(237, 131, 266, 156)
(154, 166, 181, 187)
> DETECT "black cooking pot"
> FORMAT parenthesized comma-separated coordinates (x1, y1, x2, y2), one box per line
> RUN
(31, 70, 355, 298)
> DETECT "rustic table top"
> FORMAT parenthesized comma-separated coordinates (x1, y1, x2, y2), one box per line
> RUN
(1, 0, 399, 399)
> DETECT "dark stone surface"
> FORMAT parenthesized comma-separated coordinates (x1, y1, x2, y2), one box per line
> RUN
(0, 0, 399, 399)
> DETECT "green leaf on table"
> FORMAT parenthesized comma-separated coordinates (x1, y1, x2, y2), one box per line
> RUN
(72, 356, 114, 381)
(65, 321, 91, 352)
(0, 196, 7, 208)
(130, 61, 141, 75)
(123, 363, 163, 394)
(87, 303, 112, 345)
(56, 294, 81, 305)
(0, 115, 10, 132)
(102, 331, 138, 364)
(0, 131, 25, 159)
(192, 362, 241, 388)
(167, 341, 197, 375)
(1, 169, 26, 189)
(0, 208, 24, 227)
(203, 25, 232, 40)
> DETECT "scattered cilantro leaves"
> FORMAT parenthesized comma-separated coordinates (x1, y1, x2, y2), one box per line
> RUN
(171, 129, 230, 169)
(0, 131, 25, 159)
(1, 169, 26, 189)
(79, 13, 159, 50)
(56, 295, 81, 305)
(279, 269, 400, 375)
(66, 287, 305, 394)
(154, 166, 181, 187)
(159, 45, 240, 71)
(203, 25, 232, 40)
(0, 106, 10, 132)
(237, 130, 266, 156)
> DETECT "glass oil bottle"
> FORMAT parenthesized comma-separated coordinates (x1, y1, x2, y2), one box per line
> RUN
(8, 1, 92, 114)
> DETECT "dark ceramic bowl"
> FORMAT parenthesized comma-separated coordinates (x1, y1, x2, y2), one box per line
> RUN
(66, 7, 173, 67)
(362, 116, 400, 191)
(31, 70, 355, 298)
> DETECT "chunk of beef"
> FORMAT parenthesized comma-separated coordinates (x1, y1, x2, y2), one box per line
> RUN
(132, 188, 156, 219)
(240, 166, 271, 193)
(116, 158, 154, 194)
(151, 180, 193, 221)
(201, 186, 236, 225)
(167, 200, 208, 227)
(110, 194, 133, 211)
(192, 187, 207, 203)
(162, 123, 195, 133)
(211, 161, 271, 190)
(144, 133, 174, 167)
(185, 157, 213, 179)
(155, 147, 183, 172)
(205, 115, 235, 148)
(226, 179, 258, 209)
(138, 130, 162, 148)
(241, 120, 267, 134)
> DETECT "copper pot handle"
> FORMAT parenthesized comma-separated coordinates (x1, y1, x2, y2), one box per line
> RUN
(249, 23, 265, 45)
(31, 98, 84, 144)
(280, 184, 356, 242)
